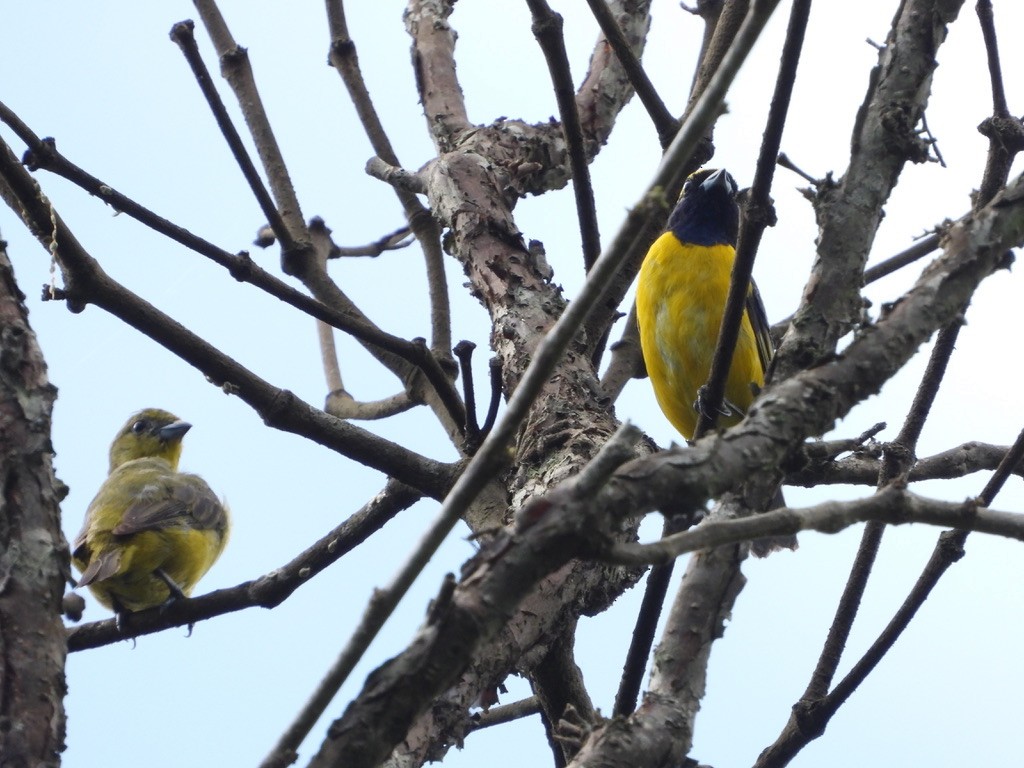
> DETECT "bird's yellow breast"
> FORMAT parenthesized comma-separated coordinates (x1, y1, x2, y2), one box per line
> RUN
(636, 233, 764, 440)
(72, 458, 229, 613)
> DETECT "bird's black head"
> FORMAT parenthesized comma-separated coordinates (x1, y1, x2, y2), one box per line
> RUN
(666, 168, 739, 247)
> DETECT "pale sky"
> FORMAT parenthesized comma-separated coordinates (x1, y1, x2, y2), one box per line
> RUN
(2, 2, 1023, 767)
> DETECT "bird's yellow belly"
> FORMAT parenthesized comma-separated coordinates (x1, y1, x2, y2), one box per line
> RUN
(637, 234, 763, 440)
(80, 528, 225, 612)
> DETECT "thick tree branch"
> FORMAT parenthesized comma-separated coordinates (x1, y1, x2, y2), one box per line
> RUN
(0, 236, 66, 767)
(774, 0, 965, 378)
(305, 425, 643, 768)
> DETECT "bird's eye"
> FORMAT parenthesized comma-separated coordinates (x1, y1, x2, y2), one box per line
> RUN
(682, 179, 694, 195)
(131, 420, 148, 434)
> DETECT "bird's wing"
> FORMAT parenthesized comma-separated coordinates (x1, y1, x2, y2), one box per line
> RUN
(76, 548, 122, 587)
(112, 474, 225, 536)
(72, 518, 91, 558)
(746, 279, 775, 374)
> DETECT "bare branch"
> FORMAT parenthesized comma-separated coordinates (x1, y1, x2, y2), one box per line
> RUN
(527, 0, 602, 273)
(189, 2, 310, 260)
(774, 0, 965, 379)
(786, 440, 1024, 487)
(605, 488, 1022, 566)
(170, 20, 303, 260)
(466, 696, 542, 733)
(0, 137, 454, 498)
(326, 0, 453, 358)
(583, 0, 679, 146)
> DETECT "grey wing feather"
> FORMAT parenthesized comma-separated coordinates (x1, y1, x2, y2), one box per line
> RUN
(112, 474, 226, 536)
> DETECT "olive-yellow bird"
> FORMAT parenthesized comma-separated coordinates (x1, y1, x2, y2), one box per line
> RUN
(72, 409, 229, 619)
(636, 168, 773, 440)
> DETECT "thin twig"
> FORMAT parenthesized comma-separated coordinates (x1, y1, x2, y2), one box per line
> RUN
(326, 0, 453, 359)
(526, 0, 602, 273)
(977, 0, 1009, 119)
(612, 513, 690, 717)
(480, 356, 503, 438)
(862, 232, 942, 284)
(169, 21, 302, 259)
(584, 0, 680, 146)
(454, 340, 481, 449)
(466, 696, 542, 732)
(786, 439, 1024, 488)
(603, 487, 1024, 566)
(694, 0, 810, 435)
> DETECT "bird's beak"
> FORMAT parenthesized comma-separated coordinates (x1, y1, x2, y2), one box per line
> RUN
(158, 420, 192, 442)
(702, 168, 732, 193)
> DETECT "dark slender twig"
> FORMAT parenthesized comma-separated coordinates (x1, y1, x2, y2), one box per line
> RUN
(255, 220, 412, 257)
(526, 0, 602, 274)
(862, 232, 942, 284)
(978, 431, 1024, 506)
(612, 516, 688, 717)
(977, 0, 1009, 118)
(776, 151, 820, 184)
(694, 0, 811, 435)
(169, 21, 301, 259)
(767, 232, 944, 340)
(480, 356, 503, 438)
(67, 479, 421, 651)
(583, 0, 680, 146)
(454, 340, 481, 449)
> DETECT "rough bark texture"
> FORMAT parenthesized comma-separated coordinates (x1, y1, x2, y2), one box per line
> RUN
(0, 240, 66, 767)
